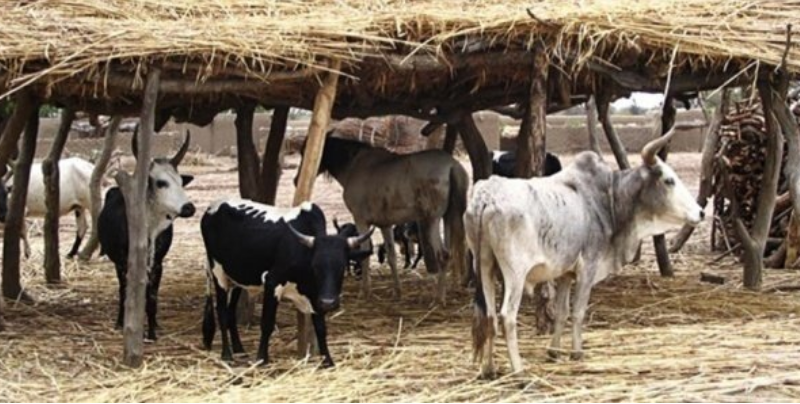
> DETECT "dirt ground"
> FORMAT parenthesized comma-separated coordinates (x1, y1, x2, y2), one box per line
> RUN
(1, 151, 800, 402)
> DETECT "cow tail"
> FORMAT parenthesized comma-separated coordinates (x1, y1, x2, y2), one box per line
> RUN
(445, 164, 469, 283)
(201, 253, 216, 351)
(472, 203, 492, 364)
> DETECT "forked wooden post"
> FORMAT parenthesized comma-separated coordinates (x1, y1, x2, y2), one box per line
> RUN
(235, 103, 260, 200)
(292, 60, 341, 358)
(443, 124, 458, 154)
(595, 87, 631, 170)
(43, 108, 75, 283)
(455, 113, 491, 182)
(261, 106, 290, 204)
(79, 117, 122, 260)
(653, 98, 675, 277)
(585, 96, 602, 155)
(0, 91, 35, 177)
(117, 68, 161, 367)
(2, 99, 40, 302)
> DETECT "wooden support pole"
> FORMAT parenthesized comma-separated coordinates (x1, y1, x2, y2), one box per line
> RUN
(670, 89, 731, 252)
(586, 96, 602, 155)
(515, 49, 548, 178)
(443, 124, 458, 154)
(0, 91, 35, 177)
(292, 60, 341, 358)
(260, 106, 289, 204)
(596, 88, 631, 169)
(653, 98, 676, 277)
(78, 117, 121, 260)
(2, 101, 40, 302)
(43, 108, 75, 283)
(455, 114, 491, 182)
(117, 68, 161, 367)
(235, 104, 260, 200)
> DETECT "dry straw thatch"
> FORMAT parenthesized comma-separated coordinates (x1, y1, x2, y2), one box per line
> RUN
(1, 0, 799, 100)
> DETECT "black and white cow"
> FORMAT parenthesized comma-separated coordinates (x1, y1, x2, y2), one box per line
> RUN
(377, 222, 422, 270)
(467, 125, 704, 378)
(98, 132, 195, 341)
(491, 150, 562, 178)
(201, 199, 373, 367)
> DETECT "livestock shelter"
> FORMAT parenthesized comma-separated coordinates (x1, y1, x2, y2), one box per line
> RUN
(1, 0, 800, 401)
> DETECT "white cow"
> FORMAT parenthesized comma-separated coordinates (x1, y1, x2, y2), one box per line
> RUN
(465, 125, 704, 378)
(1, 157, 94, 258)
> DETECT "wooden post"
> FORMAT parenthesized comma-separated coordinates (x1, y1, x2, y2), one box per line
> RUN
(117, 68, 161, 367)
(653, 98, 675, 277)
(260, 106, 289, 204)
(292, 60, 341, 358)
(455, 114, 491, 182)
(586, 96, 602, 155)
(443, 124, 458, 154)
(42, 108, 75, 283)
(0, 92, 35, 177)
(235, 104, 260, 200)
(595, 88, 631, 169)
(670, 89, 730, 252)
(2, 100, 40, 302)
(78, 117, 121, 260)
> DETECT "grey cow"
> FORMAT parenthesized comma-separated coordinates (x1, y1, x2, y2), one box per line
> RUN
(466, 125, 704, 378)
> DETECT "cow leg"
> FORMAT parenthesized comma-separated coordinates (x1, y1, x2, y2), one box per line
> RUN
(499, 275, 525, 374)
(477, 253, 499, 379)
(380, 226, 401, 298)
(419, 220, 448, 304)
(21, 219, 31, 258)
(144, 280, 157, 342)
(401, 235, 411, 269)
(214, 282, 234, 362)
(570, 274, 594, 361)
(226, 288, 246, 356)
(355, 220, 372, 299)
(311, 313, 334, 368)
(411, 243, 423, 269)
(256, 290, 279, 365)
(547, 276, 573, 360)
(67, 208, 87, 258)
(114, 264, 127, 330)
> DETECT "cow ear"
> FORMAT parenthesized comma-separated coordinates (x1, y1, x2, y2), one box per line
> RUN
(181, 175, 194, 186)
(348, 248, 372, 262)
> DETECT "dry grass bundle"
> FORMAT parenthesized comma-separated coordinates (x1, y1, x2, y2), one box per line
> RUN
(1, 0, 799, 99)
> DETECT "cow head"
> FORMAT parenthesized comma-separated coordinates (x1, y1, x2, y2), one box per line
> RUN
(133, 129, 196, 222)
(634, 125, 704, 233)
(288, 223, 374, 313)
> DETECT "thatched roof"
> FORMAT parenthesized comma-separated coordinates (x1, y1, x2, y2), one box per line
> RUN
(1, 0, 798, 119)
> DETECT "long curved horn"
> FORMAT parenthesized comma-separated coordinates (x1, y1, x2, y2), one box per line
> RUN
(287, 222, 315, 248)
(170, 130, 191, 167)
(641, 124, 677, 166)
(131, 123, 139, 159)
(347, 226, 375, 249)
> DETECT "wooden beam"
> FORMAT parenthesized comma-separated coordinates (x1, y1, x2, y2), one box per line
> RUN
(235, 104, 260, 200)
(585, 96, 602, 155)
(79, 117, 122, 260)
(2, 101, 40, 302)
(455, 113, 491, 182)
(515, 50, 548, 178)
(595, 86, 630, 169)
(292, 60, 342, 358)
(587, 60, 746, 94)
(653, 98, 675, 277)
(42, 108, 75, 283)
(118, 68, 161, 367)
(0, 91, 35, 177)
(260, 106, 289, 204)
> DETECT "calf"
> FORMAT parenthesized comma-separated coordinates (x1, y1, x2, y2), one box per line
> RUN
(491, 150, 562, 178)
(201, 200, 372, 366)
(0, 157, 94, 258)
(98, 132, 195, 341)
(467, 125, 703, 378)
(377, 222, 422, 270)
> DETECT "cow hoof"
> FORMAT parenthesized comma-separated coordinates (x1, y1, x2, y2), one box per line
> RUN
(546, 349, 561, 362)
(570, 351, 584, 361)
(114, 323, 123, 331)
(255, 358, 269, 367)
(478, 369, 497, 380)
(221, 353, 234, 363)
(233, 351, 248, 359)
(320, 358, 335, 369)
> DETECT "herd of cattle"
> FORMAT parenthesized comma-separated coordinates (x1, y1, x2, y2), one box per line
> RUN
(0, 124, 702, 376)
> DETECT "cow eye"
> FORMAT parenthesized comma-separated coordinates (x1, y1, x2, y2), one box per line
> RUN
(664, 178, 675, 186)
(156, 180, 169, 189)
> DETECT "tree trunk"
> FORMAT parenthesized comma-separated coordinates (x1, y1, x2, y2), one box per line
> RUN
(118, 68, 161, 368)
(771, 78, 800, 248)
(292, 60, 341, 357)
(2, 100, 40, 302)
(43, 108, 76, 284)
(455, 114, 491, 182)
(78, 117, 121, 260)
(0, 92, 35, 177)
(586, 96, 602, 155)
(653, 98, 675, 277)
(670, 89, 731, 252)
(235, 104, 260, 200)
(260, 106, 289, 204)
(515, 50, 548, 178)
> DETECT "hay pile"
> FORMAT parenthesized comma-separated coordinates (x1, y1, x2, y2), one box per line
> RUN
(1, 0, 799, 98)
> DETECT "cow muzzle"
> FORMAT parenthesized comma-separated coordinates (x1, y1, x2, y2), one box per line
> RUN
(318, 297, 340, 313)
(179, 203, 196, 218)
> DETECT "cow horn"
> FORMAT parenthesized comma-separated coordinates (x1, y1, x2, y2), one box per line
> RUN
(347, 226, 375, 249)
(333, 217, 341, 232)
(170, 130, 191, 167)
(131, 124, 139, 160)
(287, 222, 315, 248)
(641, 124, 677, 166)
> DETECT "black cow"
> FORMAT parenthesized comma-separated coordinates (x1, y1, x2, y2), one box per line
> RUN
(98, 132, 195, 341)
(201, 199, 373, 367)
(491, 150, 562, 177)
(377, 222, 422, 270)
(333, 218, 372, 277)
